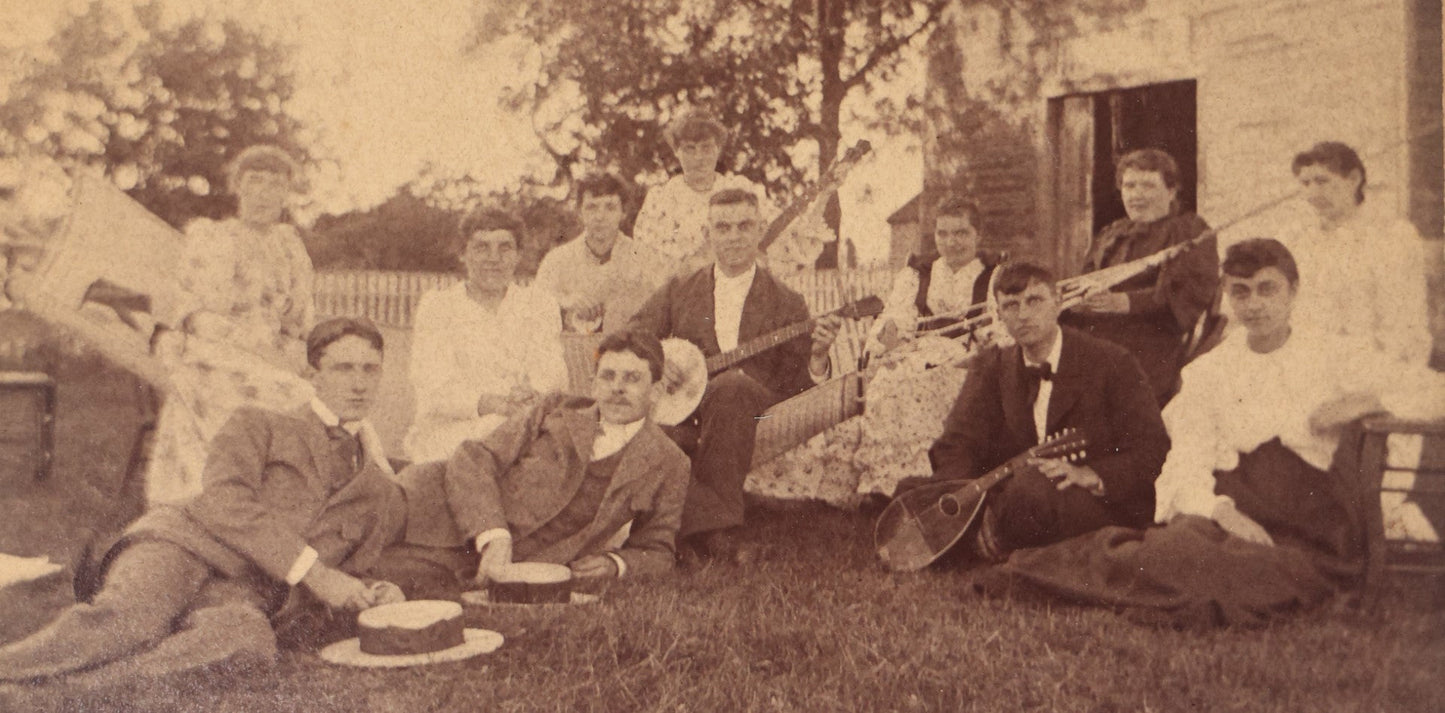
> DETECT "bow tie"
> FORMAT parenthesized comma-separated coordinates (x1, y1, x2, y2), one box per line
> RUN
(1023, 363, 1053, 382)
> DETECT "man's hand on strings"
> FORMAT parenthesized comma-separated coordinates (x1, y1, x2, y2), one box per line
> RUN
(1030, 457, 1106, 496)
(809, 314, 843, 377)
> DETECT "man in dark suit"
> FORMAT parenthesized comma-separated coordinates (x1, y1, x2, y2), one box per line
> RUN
(629, 188, 842, 564)
(0, 318, 406, 686)
(929, 262, 1170, 561)
(380, 331, 692, 597)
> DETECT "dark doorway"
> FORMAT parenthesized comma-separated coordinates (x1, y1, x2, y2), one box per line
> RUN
(1045, 80, 1199, 276)
(1089, 80, 1199, 234)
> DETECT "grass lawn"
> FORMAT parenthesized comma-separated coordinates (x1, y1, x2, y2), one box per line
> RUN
(2, 312, 1443, 712)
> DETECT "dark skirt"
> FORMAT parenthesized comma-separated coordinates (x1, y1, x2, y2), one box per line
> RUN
(974, 429, 1366, 628)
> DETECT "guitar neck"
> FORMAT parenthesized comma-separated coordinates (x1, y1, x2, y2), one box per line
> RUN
(758, 141, 871, 253)
(705, 318, 815, 374)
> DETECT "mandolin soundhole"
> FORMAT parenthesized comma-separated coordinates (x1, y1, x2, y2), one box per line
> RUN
(939, 495, 960, 517)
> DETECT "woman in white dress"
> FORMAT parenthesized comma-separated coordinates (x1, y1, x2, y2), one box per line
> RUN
(145, 145, 315, 504)
(1284, 141, 1433, 366)
(404, 209, 567, 463)
(633, 108, 825, 274)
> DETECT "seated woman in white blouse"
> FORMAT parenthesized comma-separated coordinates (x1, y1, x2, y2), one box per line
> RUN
(865, 196, 1005, 357)
(404, 209, 567, 463)
(1284, 141, 1433, 365)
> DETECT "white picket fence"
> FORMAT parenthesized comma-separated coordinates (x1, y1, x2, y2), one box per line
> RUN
(313, 267, 896, 329)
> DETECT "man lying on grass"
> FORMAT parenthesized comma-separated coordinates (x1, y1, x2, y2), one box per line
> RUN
(376, 330, 691, 599)
(0, 317, 408, 688)
(974, 239, 1445, 627)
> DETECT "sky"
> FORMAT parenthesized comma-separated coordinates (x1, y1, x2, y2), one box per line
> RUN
(1, 0, 923, 265)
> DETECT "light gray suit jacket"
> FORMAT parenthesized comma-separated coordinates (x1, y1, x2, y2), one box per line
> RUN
(399, 394, 690, 577)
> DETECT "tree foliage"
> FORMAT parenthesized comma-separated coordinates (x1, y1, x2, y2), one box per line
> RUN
(308, 173, 580, 276)
(0, 0, 309, 228)
(485, 0, 948, 266)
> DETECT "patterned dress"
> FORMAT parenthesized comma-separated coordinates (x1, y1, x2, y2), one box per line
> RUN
(144, 218, 315, 505)
(633, 173, 827, 275)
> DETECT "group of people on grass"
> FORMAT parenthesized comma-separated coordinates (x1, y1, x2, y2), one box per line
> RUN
(0, 107, 1442, 688)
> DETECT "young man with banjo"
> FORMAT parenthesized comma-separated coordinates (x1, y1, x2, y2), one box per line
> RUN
(628, 188, 849, 566)
(880, 262, 1169, 570)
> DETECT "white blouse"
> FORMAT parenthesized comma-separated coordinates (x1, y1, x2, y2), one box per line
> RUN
(867, 258, 986, 350)
(404, 281, 567, 462)
(1282, 209, 1432, 366)
(1154, 327, 1444, 523)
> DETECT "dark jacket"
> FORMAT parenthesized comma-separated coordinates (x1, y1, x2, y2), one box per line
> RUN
(1063, 210, 1216, 402)
(929, 327, 1170, 527)
(628, 265, 815, 399)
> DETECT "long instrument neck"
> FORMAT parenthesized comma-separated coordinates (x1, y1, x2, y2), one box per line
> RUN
(706, 317, 816, 374)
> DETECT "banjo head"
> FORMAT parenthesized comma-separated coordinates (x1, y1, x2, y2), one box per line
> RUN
(652, 338, 708, 426)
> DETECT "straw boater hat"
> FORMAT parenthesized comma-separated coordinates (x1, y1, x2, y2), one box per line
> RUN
(458, 562, 600, 606)
(319, 600, 503, 668)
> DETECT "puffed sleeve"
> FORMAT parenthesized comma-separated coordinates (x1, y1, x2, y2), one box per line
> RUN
(522, 286, 568, 394)
(632, 183, 680, 260)
(1154, 358, 1231, 523)
(174, 218, 241, 332)
(272, 225, 314, 339)
(1371, 220, 1433, 365)
(867, 265, 922, 349)
(410, 289, 476, 422)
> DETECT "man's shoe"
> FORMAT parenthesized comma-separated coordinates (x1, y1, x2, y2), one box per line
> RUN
(969, 507, 1009, 564)
(675, 538, 708, 573)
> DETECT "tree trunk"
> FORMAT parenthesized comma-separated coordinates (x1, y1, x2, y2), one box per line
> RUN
(815, 0, 846, 268)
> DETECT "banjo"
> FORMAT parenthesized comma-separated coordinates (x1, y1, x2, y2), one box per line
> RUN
(652, 295, 884, 426)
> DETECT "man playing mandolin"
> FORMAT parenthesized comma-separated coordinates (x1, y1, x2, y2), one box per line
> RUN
(629, 188, 844, 566)
(923, 262, 1170, 564)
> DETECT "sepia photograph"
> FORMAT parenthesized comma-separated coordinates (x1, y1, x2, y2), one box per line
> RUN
(0, 0, 1442, 710)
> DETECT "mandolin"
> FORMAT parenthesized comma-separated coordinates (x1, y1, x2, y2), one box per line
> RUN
(874, 428, 1090, 572)
(651, 295, 884, 426)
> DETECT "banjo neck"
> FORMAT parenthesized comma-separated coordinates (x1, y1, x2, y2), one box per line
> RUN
(704, 318, 817, 375)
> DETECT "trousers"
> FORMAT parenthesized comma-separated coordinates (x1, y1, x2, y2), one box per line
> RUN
(0, 540, 277, 686)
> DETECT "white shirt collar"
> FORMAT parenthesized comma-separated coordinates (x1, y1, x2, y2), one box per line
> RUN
(593, 416, 646, 462)
(1023, 326, 1064, 370)
(713, 263, 757, 289)
(310, 397, 357, 433)
(310, 398, 393, 474)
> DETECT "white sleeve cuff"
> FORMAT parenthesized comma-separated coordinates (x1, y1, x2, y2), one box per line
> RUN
(605, 552, 628, 578)
(473, 528, 512, 552)
(285, 546, 319, 586)
(808, 355, 832, 384)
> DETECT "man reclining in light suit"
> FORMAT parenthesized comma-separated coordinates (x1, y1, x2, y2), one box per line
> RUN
(378, 330, 691, 597)
(0, 317, 407, 688)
